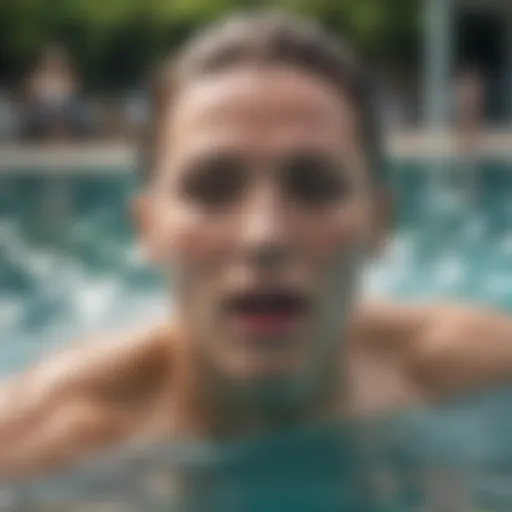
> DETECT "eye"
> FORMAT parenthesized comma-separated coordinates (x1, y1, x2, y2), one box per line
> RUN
(181, 154, 247, 209)
(280, 152, 351, 207)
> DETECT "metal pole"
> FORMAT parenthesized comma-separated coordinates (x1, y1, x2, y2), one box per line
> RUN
(422, 0, 455, 244)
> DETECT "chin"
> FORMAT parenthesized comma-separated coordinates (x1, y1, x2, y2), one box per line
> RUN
(228, 353, 304, 383)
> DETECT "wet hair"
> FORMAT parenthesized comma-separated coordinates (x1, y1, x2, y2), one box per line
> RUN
(142, 9, 384, 184)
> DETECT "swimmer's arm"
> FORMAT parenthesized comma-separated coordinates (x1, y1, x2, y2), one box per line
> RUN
(0, 323, 169, 479)
(0, 376, 123, 479)
(403, 303, 512, 400)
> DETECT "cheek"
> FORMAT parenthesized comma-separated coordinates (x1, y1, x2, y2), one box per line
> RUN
(304, 204, 371, 262)
(150, 204, 234, 268)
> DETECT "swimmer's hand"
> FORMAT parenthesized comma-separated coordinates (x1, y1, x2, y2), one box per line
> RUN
(0, 324, 169, 480)
(360, 302, 512, 403)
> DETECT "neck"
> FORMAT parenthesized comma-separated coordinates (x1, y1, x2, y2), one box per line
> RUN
(171, 325, 345, 440)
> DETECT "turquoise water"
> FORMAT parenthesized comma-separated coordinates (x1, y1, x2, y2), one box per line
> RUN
(0, 159, 512, 510)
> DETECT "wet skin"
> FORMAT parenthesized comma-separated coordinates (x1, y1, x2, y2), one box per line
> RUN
(0, 65, 511, 480)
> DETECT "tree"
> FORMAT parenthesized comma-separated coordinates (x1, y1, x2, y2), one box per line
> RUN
(0, 0, 421, 90)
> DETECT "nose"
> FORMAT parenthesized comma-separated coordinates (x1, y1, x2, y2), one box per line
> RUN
(239, 182, 293, 271)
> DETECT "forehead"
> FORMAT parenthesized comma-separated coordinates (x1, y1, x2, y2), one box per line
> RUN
(162, 66, 359, 164)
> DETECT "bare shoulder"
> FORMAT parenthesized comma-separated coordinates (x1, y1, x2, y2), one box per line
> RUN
(350, 300, 512, 402)
(0, 320, 176, 434)
(348, 301, 432, 350)
(344, 301, 434, 416)
(347, 300, 479, 379)
(351, 299, 510, 347)
(17, 320, 173, 404)
(345, 301, 467, 415)
(0, 321, 174, 477)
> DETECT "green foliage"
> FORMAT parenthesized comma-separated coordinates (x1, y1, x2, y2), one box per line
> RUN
(0, 0, 421, 90)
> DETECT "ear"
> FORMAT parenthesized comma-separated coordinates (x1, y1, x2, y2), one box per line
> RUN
(369, 188, 393, 257)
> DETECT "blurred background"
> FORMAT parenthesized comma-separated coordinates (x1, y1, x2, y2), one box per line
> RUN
(0, 0, 511, 142)
(0, 0, 511, 510)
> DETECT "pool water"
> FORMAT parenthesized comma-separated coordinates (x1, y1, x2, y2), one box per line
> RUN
(0, 159, 511, 510)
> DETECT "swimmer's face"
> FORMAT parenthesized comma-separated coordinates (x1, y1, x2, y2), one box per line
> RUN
(136, 66, 385, 389)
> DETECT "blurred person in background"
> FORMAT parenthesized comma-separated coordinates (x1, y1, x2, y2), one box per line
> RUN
(454, 66, 485, 155)
(24, 44, 85, 142)
(453, 66, 486, 199)
(0, 10, 511, 510)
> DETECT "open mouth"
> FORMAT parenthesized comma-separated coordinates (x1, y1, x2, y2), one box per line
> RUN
(225, 288, 309, 337)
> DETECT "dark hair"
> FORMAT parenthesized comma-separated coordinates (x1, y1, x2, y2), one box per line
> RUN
(142, 9, 383, 183)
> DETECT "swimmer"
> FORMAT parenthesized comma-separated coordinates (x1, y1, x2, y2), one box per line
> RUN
(454, 65, 485, 200)
(1, 11, 512, 497)
(455, 66, 485, 159)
